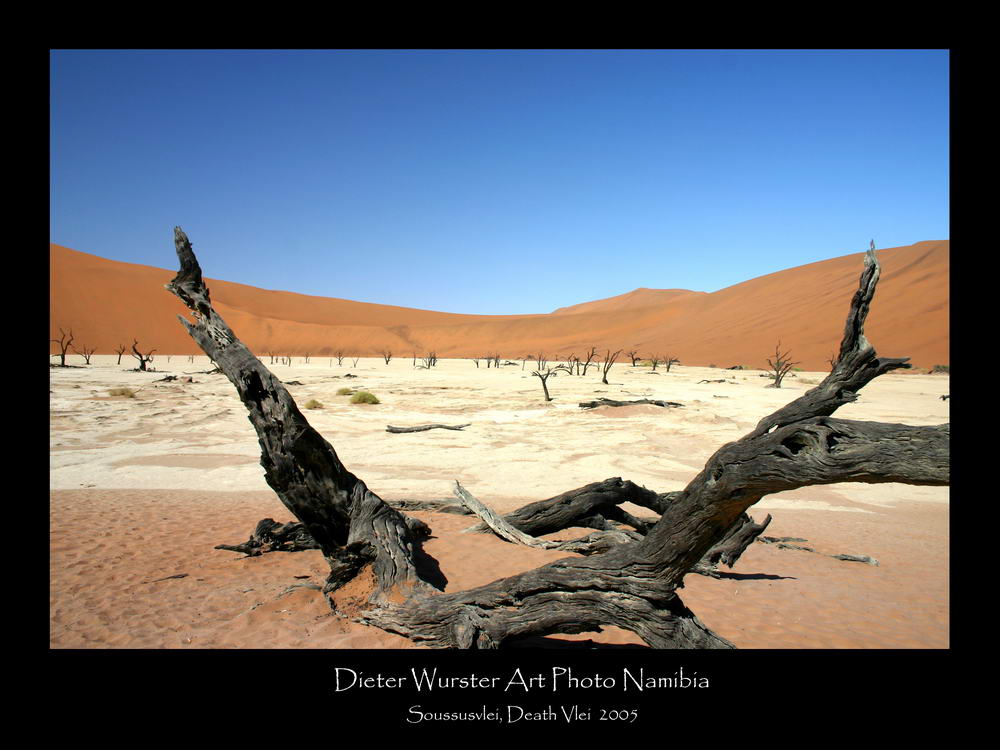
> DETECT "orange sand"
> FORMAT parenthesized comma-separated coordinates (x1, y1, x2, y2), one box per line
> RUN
(50, 240, 949, 372)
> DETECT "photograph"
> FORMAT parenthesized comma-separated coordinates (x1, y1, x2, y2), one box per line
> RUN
(49, 48, 950, 720)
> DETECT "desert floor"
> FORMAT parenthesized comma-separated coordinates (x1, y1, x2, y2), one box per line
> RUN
(50, 355, 950, 649)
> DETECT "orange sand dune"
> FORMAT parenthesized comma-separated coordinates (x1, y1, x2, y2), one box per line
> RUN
(50, 240, 948, 371)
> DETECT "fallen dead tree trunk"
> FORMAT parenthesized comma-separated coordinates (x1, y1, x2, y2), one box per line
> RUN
(460, 481, 770, 569)
(167, 229, 948, 648)
(464, 477, 667, 536)
(579, 398, 684, 409)
(386, 423, 471, 433)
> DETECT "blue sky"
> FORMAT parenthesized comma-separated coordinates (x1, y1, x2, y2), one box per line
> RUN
(50, 49, 949, 315)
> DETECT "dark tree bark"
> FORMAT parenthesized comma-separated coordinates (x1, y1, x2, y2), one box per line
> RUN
(166, 229, 949, 649)
(215, 518, 322, 556)
(115, 343, 127, 365)
(463, 477, 665, 537)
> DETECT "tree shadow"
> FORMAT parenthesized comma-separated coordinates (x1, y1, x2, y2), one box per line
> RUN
(412, 543, 448, 591)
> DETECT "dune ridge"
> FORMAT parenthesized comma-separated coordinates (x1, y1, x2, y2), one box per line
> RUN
(50, 240, 948, 371)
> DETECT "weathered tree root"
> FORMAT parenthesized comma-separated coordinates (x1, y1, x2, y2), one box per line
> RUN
(215, 518, 321, 556)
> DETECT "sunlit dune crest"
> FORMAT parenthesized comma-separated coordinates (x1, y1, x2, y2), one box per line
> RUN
(50, 240, 948, 371)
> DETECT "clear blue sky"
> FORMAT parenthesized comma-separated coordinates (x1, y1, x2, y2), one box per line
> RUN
(50, 49, 949, 315)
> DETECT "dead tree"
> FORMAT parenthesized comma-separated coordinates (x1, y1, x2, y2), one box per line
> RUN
(50, 327, 74, 366)
(580, 347, 599, 376)
(130, 340, 156, 371)
(471, 357, 480, 368)
(382, 350, 392, 365)
(335, 352, 345, 366)
(664, 355, 680, 372)
(386, 423, 471, 434)
(166, 228, 948, 649)
(530, 354, 561, 402)
(600, 349, 622, 385)
(628, 350, 642, 366)
(73, 344, 96, 364)
(115, 343, 127, 365)
(580, 398, 683, 409)
(766, 341, 799, 388)
(649, 355, 661, 371)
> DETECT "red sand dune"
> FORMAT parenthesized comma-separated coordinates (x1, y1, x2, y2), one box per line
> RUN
(50, 240, 948, 371)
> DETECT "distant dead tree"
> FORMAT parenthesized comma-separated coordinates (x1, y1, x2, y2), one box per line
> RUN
(421, 352, 438, 368)
(382, 350, 392, 365)
(580, 347, 599, 376)
(188, 354, 195, 363)
(335, 351, 345, 366)
(628, 350, 642, 366)
(114, 343, 127, 365)
(664, 355, 681, 372)
(167, 227, 948, 649)
(766, 341, 799, 388)
(828, 351, 838, 369)
(303, 354, 311, 365)
(352, 356, 360, 367)
(130, 340, 156, 371)
(266, 351, 276, 364)
(50, 327, 74, 367)
(649, 355, 662, 371)
(531, 353, 568, 402)
(73, 343, 96, 365)
(471, 357, 480, 368)
(492, 353, 501, 368)
(600, 349, 622, 385)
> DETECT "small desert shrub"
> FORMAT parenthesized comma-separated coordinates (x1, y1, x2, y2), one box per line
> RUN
(108, 387, 135, 398)
(800, 377, 819, 385)
(336, 387, 355, 396)
(350, 391, 380, 404)
(303, 399, 324, 409)
(931, 364, 950, 374)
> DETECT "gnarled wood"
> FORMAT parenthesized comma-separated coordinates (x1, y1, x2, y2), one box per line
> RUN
(168, 230, 949, 649)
